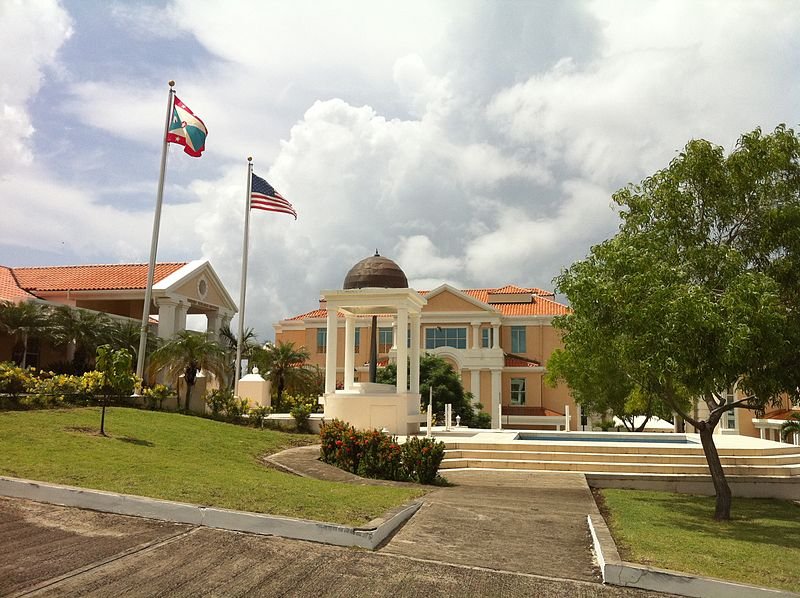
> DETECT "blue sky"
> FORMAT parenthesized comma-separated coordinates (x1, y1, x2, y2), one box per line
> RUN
(2, 0, 799, 337)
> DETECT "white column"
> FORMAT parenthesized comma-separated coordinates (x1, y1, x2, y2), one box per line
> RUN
(390, 319, 397, 351)
(491, 369, 502, 429)
(492, 324, 500, 349)
(410, 312, 421, 394)
(470, 369, 481, 406)
(174, 300, 189, 334)
(155, 298, 178, 339)
(396, 308, 408, 394)
(471, 323, 480, 349)
(206, 311, 222, 340)
(759, 428, 765, 440)
(324, 308, 338, 394)
(344, 314, 355, 391)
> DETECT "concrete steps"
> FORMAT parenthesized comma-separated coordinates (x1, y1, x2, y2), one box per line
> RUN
(440, 444, 800, 476)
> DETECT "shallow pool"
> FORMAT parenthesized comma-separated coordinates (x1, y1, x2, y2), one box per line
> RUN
(514, 433, 699, 444)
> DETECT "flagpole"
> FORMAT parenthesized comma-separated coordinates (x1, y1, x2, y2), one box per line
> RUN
(234, 157, 253, 395)
(136, 80, 176, 384)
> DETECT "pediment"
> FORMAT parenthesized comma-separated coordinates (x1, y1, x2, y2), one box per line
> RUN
(422, 284, 497, 313)
(153, 260, 238, 313)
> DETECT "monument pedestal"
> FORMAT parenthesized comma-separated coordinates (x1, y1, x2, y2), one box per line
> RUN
(322, 383, 423, 435)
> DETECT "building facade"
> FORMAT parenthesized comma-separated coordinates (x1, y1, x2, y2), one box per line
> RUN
(274, 283, 580, 429)
(0, 260, 237, 367)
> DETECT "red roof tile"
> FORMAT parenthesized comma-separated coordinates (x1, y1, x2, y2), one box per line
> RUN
(287, 309, 396, 321)
(504, 354, 541, 367)
(11, 263, 187, 293)
(0, 266, 37, 302)
(286, 285, 571, 321)
(762, 409, 800, 421)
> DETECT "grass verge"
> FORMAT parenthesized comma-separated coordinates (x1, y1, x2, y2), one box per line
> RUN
(0, 407, 424, 526)
(598, 488, 800, 592)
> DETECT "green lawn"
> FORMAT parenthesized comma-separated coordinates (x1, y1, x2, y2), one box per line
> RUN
(0, 408, 424, 526)
(599, 488, 800, 592)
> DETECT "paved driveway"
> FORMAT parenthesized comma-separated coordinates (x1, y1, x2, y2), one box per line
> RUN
(0, 495, 668, 597)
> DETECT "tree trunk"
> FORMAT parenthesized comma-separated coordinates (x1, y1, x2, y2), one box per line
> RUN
(21, 333, 28, 369)
(184, 382, 192, 412)
(100, 396, 107, 436)
(698, 422, 731, 520)
(277, 379, 284, 412)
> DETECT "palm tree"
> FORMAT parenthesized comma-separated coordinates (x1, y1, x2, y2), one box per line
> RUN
(251, 341, 312, 411)
(105, 318, 157, 369)
(48, 305, 114, 372)
(218, 323, 258, 386)
(0, 300, 47, 368)
(149, 330, 227, 411)
(781, 412, 800, 444)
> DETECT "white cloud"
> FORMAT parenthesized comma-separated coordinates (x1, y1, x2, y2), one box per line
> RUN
(3, 0, 800, 340)
(0, 0, 72, 174)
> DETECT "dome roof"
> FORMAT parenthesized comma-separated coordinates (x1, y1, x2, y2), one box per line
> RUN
(343, 251, 408, 289)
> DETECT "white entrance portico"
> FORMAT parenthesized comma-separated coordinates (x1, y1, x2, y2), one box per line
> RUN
(320, 287, 427, 435)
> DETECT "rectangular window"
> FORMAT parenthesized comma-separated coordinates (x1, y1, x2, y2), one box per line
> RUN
(724, 387, 736, 429)
(481, 328, 492, 348)
(354, 328, 360, 353)
(378, 327, 393, 353)
(511, 378, 526, 405)
(425, 327, 467, 349)
(316, 328, 327, 353)
(511, 326, 526, 353)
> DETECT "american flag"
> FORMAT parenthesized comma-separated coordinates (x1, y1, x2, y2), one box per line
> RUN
(250, 173, 297, 219)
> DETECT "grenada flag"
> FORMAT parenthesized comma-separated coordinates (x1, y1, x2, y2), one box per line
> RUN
(166, 96, 207, 157)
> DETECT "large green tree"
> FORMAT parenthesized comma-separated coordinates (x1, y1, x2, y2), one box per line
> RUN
(551, 125, 800, 520)
(149, 331, 227, 411)
(48, 305, 114, 373)
(0, 300, 47, 368)
(378, 353, 486, 427)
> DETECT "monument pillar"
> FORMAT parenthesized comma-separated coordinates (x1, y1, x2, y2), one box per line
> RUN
(396, 308, 408, 393)
(344, 314, 355, 390)
(324, 307, 338, 393)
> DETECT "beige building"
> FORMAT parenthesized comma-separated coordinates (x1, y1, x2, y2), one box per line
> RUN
(689, 388, 798, 444)
(275, 282, 579, 429)
(0, 260, 237, 368)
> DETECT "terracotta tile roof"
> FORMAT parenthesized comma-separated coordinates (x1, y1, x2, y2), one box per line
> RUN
(287, 309, 395, 321)
(10, 263, 187, 293)
(491, 284, 554, 297)
(286, 285, 571, 321)
(456, 289, 570, 316)
(0, 266, 37, 302)
(504, 354, 541, 367)
(762, 409, 800, 421)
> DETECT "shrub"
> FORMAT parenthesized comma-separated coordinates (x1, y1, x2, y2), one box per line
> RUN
(359, 429, 404, 481)
(282, 393, 321, 414)
(205, 388, 236, 418)
(249, 404, 271, 428)
(227, 397, 251, 422)
(320, 419, 353, 463)
(25, 374, 84, 407)
(402, 436, 445, 484)
(290, 402, 313, 433)
(320, 420, 444, 484)
(142, 384, 174, 410)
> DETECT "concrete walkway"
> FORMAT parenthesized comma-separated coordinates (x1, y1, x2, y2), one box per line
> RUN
(0, 497, 666, 597)
(269, 446, 610, 582)
(1, 446, 670, 596)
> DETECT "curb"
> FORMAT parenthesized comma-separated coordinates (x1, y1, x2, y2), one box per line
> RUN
(0, 476, 421, 550)
(587, 514, 797, 597)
